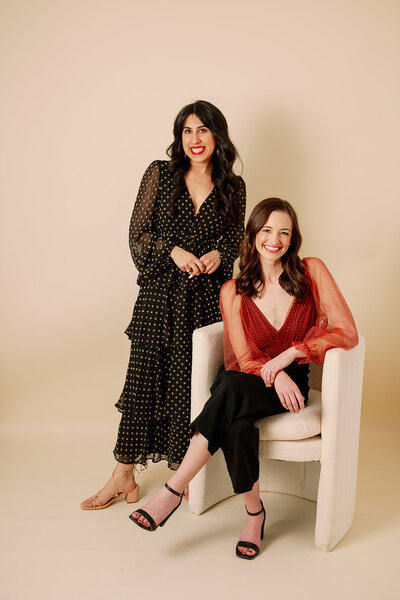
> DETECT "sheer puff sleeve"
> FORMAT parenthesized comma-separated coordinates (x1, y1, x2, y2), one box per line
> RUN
(293, 257, 359, 365)
(129, 161, 175, 275)
(220, 279, 270, 375)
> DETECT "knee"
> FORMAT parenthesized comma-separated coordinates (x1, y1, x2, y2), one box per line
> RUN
(226, 419, 256, 444)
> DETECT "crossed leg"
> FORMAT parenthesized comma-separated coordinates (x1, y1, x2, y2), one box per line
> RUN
(130, 431, 263, 557)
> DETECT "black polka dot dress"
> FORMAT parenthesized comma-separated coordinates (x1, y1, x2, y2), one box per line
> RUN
(114, 160, 246, 469)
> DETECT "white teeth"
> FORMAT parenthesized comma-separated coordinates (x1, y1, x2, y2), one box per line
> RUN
(191, 147, 204, 154)
(264, 245, 281, 251)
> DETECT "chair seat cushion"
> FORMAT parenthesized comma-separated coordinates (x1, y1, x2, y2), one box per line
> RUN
(256, 388, 321, 441)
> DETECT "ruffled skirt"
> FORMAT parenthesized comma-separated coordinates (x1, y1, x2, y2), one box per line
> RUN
(114, 279, 222, 469)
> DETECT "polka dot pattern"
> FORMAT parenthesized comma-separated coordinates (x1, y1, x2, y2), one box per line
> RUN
(113, 160, 246, 470)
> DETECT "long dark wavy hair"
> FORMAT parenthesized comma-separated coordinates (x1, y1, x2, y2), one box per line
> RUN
(166, 100, 241, 225)
(236, 198, 308, 301)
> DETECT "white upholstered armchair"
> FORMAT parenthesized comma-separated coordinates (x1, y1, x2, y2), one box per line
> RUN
(189, 321, 365, 552)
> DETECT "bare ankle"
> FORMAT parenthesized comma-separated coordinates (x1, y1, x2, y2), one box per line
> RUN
(113, 464, 134, 475)
(166, 479, 185, 495)
(245, 499, 263, 514)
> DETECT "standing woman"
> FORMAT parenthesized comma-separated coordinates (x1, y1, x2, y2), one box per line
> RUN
(81, 101, 246, 509)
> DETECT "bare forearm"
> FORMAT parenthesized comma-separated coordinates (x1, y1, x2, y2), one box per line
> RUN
(260, 346, 306, 387)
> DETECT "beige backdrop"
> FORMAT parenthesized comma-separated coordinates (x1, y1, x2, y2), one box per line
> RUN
(1, 0, 399, 436)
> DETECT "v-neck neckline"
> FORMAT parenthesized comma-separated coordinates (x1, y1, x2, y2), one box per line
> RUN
(185, 185, 215, 217)
(248, 295, 296, 333)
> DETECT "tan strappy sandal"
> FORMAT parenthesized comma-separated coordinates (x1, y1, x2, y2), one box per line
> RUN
(80, 469, 140, 510)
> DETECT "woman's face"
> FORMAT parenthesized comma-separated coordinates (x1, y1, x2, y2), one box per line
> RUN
(182, 114, 216, 164)
(255, 211, 292, 263)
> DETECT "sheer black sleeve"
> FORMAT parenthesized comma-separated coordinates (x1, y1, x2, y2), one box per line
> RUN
(129, 161, 175, 276)
(215, 177, 246, 270)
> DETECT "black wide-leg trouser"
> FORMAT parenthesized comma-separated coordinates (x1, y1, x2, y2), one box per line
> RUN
(190, 363, 310, 494)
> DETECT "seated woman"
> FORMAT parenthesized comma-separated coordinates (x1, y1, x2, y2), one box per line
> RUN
(129, 198, 359, 560)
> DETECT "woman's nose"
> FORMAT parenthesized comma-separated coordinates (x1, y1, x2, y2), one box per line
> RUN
(270, 235, 280, 245)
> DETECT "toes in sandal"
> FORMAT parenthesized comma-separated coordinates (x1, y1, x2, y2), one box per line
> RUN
(80, 471, 140, 511)
(129, 482, 184, 532)
(235, 501, 266, 560)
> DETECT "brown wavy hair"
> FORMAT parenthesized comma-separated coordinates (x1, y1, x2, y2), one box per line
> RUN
(235, 198, 308, 301)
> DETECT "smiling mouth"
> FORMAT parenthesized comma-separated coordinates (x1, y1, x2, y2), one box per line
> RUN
(263, 244, 282, 253)
(190, 146, 205, 155)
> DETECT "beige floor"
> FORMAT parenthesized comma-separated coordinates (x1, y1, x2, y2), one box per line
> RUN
(1, 425, 399, 600)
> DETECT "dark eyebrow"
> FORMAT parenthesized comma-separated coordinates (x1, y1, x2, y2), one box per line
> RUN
(262, 226, 291, 232)
(183, 124, 206, 130)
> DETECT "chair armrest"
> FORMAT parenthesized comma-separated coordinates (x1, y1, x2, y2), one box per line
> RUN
(320, 335, 365, 451)
(315, 335, 366, 550)
(191, 321, 224, 421)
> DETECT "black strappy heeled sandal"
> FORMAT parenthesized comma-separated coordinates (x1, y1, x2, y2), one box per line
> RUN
(235, 501, 266, 560)
(128, 482, 184, 532)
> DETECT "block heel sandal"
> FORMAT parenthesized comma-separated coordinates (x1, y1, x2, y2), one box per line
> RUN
(129, 482, 184, 532)
(80, 471, 140, 511)
(235, 501, 266, 560)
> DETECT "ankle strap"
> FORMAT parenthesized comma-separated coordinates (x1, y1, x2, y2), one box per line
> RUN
(165, 482, 184, 498)
(245, 501, 264, 516)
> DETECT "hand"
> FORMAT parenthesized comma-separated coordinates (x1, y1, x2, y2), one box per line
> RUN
(273, 370, 305, 413)
(170, 246, 205, 276)
(199, 250, 221, 274)
(260, 347, 303, 387)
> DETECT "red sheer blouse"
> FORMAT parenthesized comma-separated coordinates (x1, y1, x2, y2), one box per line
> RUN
(220, 257, 358, 375)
